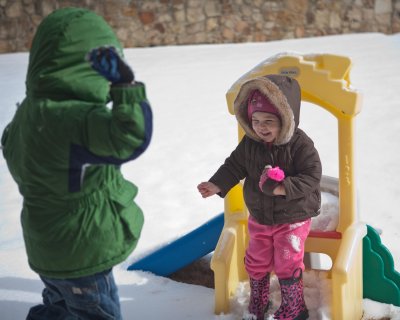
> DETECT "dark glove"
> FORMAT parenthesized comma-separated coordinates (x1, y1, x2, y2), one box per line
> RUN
(86, 46, 134, 84)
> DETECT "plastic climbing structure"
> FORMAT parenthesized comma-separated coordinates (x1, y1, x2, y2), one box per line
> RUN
(210, 53, 400, 319)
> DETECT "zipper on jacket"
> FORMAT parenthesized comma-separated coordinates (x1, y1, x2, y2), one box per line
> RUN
(264, 142, 281, 225)
(265, 142, 276, 167)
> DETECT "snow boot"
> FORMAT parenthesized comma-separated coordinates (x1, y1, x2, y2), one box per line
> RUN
(243, 273, 270, 320)
(274, 269, 308, 320)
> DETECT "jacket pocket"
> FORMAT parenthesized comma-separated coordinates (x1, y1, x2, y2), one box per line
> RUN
(109, 180, 144, 243)
(108, 180, 138, 208)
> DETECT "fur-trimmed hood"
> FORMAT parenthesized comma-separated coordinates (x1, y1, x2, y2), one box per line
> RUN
(234, 75, 301, 145)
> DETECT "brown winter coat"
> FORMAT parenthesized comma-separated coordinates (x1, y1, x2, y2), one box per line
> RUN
(209, 75, 321, 225)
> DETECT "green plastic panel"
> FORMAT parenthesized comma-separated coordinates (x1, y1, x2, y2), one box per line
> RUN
(363, 225, 400, 306)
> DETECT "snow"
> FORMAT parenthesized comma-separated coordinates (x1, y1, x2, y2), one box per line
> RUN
(312, 193, 339, 232)
(1, 32, 400, 319)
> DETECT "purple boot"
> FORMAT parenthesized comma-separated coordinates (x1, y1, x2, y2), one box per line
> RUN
(274, 269, 308, 320)
(244, 273, 270, 320)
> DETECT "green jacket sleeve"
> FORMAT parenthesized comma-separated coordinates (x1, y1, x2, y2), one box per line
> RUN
(84, 82, 153, 161)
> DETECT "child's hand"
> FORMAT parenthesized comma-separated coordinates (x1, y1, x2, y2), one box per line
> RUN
(272, 184, 286, 196)
(197, 182, 221, 198)
(86, 46, 134, 84)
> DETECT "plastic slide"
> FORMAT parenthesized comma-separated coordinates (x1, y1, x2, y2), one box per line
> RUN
(127, 213, 224, 276)
(363, 225, 400, 306)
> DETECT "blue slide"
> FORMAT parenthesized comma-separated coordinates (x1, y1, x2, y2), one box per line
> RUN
(127, 213, 224, 276)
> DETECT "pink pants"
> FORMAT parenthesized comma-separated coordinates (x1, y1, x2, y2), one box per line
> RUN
(245, 216, 311, 280)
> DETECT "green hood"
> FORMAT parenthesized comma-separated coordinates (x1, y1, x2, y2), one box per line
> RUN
(27, 7, 122, 102)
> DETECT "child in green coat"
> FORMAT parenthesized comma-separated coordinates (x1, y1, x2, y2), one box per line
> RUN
(1, 7, 153, 319)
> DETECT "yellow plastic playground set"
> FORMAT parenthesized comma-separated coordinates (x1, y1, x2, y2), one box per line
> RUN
(129, 52, 400, 319)
(210, 53, 400, 319)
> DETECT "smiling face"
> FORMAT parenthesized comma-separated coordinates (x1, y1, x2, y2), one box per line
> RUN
(251, 111, 282, 143)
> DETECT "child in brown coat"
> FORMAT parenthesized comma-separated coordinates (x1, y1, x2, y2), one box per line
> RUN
(198, 75, 321, 320)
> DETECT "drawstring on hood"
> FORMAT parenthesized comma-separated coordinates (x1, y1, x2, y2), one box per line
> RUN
(234, 75, 301, 146)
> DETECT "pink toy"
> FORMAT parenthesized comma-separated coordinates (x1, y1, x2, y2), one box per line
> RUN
(259, 166, 285, 190)
(267, 166, 285, 182)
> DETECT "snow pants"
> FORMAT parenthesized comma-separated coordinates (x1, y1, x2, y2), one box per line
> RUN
(245, 216, 311, 280)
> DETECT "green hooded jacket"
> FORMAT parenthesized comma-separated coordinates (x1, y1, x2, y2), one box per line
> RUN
(1, 8, 153, 279)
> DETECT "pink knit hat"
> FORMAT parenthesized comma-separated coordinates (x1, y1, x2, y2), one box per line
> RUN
(247, 90, 280, 121)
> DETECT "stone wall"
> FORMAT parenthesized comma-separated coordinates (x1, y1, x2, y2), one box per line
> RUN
(1, 0, 400, 53)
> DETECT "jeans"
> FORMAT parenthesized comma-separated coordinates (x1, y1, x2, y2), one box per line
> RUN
(26, 269, 122, 320)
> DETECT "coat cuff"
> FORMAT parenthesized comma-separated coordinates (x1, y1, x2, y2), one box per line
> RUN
(110, 81, 146, 105)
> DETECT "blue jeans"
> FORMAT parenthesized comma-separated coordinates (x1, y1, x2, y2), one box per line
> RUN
(26, 269, 122, 320)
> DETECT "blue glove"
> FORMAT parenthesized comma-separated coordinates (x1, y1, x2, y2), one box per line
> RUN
(87, 46, 134, 84)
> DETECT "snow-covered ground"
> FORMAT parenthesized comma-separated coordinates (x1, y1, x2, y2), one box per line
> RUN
(1, 33, 400, 319)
